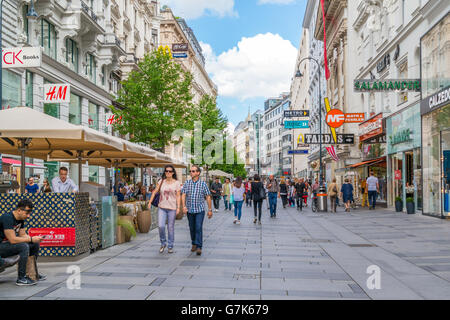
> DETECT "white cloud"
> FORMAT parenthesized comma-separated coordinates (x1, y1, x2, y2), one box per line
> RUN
(200, 33, 298, 100)
(160, 0, 237, 20)
(258, 0, 296, 4)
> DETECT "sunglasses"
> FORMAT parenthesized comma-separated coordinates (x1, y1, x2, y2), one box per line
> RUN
(22, 209, 32, 214)
(165, 170, 174, 173)
(190, 170, 199, 173)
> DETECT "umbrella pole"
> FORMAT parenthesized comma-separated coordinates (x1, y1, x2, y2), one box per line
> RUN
(18, 138, 28, 194)
(77, 151, 82, 188)
(140, 165, 144, 184)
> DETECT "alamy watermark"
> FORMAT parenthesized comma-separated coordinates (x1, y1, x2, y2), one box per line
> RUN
(366, 265, 381, 290)
(66, 265, 81, 290)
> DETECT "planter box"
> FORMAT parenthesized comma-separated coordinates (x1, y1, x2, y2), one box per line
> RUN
(406, 202, 415, 214)
(137, 210, 151, 233)
(395, 201, 403, 212)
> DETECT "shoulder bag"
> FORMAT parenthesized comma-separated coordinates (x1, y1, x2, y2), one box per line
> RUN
(151, 179, 164, 207)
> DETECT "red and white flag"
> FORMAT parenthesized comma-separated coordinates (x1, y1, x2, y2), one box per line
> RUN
(326, 146, 339, 162)
(320, 0, 331, 80)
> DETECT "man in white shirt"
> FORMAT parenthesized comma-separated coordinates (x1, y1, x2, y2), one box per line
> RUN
(366, 172, 379, 210)
(51, 167, 79, 193)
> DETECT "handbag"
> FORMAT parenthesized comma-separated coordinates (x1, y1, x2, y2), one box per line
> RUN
(259, 184, 266, 200)
(151, 179, 164, 207)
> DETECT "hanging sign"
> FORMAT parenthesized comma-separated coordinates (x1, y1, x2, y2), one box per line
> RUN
(43, 84, 71, 103)
(172, 43, 188, 52)
(395, 170, 402, 180)
(302, 134, 355, 145)
(172, 52, 188, 58)
(284, 110, 309, 118)
(1, 47, 42, 68)
(284, 121, 309, 129)
(288, 150, 309, 155)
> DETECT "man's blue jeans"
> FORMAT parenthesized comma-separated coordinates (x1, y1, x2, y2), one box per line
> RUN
(223, 195, 231, 210)
(0, 242, 40, 278)
(368, 191, 378, 209)
(268, 192, 278, 216)
(187, 211, 205, 249)
(234, 200, 243, 220)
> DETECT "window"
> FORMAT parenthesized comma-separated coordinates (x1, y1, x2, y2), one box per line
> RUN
(101, 65, 106, 86)
(85, 53, 97, 84)
(88, 102, 99, 130)
(398, 61, 408, 105)
(22, 5, 29, 43)
(1, 70, 21, 110)
(41, 19, 57, 60)
(66, 38, 79, 73)
(69, 93, 81, 125)
(25, 71, 33, 107)
(89, 166, 99, 183)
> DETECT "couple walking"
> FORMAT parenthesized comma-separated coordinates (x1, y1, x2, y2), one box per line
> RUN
(148, 164, 212, 256)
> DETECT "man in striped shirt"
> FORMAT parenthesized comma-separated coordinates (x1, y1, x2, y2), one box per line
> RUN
(181, 165, 212, 256)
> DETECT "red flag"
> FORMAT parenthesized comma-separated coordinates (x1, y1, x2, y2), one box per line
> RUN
(326, 146, 339, 162)
(320, 0, 331, 80)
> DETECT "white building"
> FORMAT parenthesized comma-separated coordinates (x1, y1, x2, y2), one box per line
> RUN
(290, 27, 311, 178)
(1, 0, 162, 187)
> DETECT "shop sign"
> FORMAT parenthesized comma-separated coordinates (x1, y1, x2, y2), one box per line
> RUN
(301, 134, 355, 145)
(354, 79, 421, 92)
(421, 85, 450, 115)
(172, 43, 188, 52)
(28, 228, 76, 247)
(365, 135, 387, 144)
(359, 113, 383, 142)
(389, 128, 412, 146)
(172, 52, 188, 58)
(284, 110, 309, 117)
(1, 47, 42, 68)
(288, 150, 308, 154)
(326, 110, 366, 129)
(284, 120, 309, 129)
(395, 170, 402, 180)
(43, 84, 70, 103)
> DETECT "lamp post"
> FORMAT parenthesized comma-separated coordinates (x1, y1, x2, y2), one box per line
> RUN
(295, 56, 324, 188)
(1, 0, 38, 193)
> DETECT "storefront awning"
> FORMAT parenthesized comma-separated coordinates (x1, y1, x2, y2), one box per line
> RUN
(347, 157, 386, 169)
(1, 158, 47, 169)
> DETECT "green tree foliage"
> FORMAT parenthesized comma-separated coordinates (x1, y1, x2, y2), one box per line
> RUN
(111, 47, 195, 150)
(210, 138, 247, 179)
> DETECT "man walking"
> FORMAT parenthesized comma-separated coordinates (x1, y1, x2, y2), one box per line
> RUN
(210, 177, 222, 213)
(366, 172, 379, 210)
(181, 165, 213, 256)
(295, 178, 307, 211)
(0, 199, 46, 286)
(266, 175, 280, 218)
(222, 178, 232, 211)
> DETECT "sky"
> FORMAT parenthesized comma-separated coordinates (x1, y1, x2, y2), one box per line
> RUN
(160, 0, 307, 131)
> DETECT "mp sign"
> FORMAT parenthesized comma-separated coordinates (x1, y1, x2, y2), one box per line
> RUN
(44, 84, 71, 103)
(2, 47, 42, 68)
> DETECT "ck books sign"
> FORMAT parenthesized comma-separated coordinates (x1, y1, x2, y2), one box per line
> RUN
(44, 84, 71, 103)
(1, 47, 42, 68)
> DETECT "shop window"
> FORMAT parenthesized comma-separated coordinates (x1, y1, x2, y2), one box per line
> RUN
(25, 71, 33, 108)
(398, 61, 408, 105)
(41, 19, 57, 60)
(85, 53, 97, 84)
(69, 93, 81, 125)
(88, 102, 99, 130)
(66, 38, 79, 73)
(89, 166, 99, 183)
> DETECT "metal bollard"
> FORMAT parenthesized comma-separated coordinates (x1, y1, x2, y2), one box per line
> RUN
(318, 186, 328, 212)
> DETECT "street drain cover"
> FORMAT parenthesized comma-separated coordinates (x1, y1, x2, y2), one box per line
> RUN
(347, 244, 377, 247)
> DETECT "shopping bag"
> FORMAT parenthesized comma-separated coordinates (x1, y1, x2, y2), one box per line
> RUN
(230, 194, 234, 204)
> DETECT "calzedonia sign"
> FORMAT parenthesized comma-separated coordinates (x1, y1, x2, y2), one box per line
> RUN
(354, 79, 421, 92)
(421, 85, 450, 115)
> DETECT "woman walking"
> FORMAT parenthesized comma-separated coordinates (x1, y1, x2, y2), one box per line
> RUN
(340, 178, 354, 212)
(40, 178, 52, 193)
(250, 175, 264, 225)
(328, 178, 338, 213)
(280, 178, 288, 209)
(148, 165, 181, 254)
(232, 177, 246, 225)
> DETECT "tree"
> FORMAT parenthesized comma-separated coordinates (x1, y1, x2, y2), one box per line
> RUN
(111, 46, 195, 150)
(210, 137, 247, 179)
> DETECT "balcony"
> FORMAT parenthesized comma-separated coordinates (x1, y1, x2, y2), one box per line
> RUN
(81, 1, 98, 23)
(79, 0, 104, 37)
(102, 34, 126, 56)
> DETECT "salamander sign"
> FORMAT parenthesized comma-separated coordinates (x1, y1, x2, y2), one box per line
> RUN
(354, 79, 421, 92)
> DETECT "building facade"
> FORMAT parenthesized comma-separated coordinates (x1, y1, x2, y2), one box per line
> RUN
(1, 0, 163, 187)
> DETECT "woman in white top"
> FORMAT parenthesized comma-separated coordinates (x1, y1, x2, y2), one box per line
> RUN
(232, 177, 246, 225)
(148, 165, 181, 254)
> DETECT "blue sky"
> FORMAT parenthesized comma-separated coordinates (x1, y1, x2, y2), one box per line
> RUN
(161, 0, 307, 129)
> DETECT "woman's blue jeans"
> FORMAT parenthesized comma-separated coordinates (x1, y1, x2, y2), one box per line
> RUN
(234, 200, 243, 220)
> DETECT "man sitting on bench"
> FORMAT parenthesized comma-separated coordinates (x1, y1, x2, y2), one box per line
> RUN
(0, 199, 45, 286)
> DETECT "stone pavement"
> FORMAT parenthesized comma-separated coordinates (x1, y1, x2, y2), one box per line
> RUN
(2, 199, 450, 300)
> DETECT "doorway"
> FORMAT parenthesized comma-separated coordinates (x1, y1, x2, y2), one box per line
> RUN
(443, 131, 450, 215)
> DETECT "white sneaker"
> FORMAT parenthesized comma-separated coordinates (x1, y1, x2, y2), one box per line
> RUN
(237, 220, 241, 225)
(233, 219, 237, 224)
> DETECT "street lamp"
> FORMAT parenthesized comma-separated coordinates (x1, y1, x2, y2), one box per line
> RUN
(295, 56, 324, 188)
(0, 0, 39, 193)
